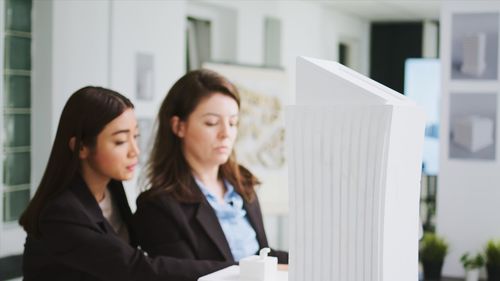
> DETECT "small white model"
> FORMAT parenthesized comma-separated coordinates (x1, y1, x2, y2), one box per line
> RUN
(460, 33, 487, 77)
(198, 248, 286, 281)
(240, 248, 278, 281)
(452, 115, 494, 152)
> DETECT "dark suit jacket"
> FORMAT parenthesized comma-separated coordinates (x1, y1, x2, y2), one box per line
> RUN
(22, 176, 232, 281)
(132, 179, 288, 279)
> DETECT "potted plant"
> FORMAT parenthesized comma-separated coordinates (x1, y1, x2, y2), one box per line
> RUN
(420, 232, 449, 281)
(485, 239, 500, 281)
(461, 252, 484, 281)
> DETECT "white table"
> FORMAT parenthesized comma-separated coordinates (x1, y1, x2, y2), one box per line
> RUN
(198, 265, 288, 281)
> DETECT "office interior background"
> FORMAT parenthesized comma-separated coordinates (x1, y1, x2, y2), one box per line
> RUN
(0, 0, 498, 280)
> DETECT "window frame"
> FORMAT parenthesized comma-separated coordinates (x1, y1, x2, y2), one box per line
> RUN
(1, 0, 31, 258)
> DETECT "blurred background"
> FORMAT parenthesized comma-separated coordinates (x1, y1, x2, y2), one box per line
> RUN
(1, 0, 498, 280)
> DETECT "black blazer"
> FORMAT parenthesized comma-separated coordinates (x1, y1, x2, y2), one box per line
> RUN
(132, 179, 288, 278)
(22, 176, 233, 281)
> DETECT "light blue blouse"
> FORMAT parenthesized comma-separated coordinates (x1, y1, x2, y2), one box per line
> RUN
(195, 178, 259, 261)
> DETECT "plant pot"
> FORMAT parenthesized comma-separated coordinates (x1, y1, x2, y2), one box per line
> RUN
(487, 264, 500, 281)
(423, 261, 444, 281)
(465, 268, 480, 281)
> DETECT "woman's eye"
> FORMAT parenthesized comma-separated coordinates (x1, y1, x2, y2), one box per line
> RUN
(134, 134, 140, 139)
(205, 122, 217, 126)
(114, 138, 128, 145)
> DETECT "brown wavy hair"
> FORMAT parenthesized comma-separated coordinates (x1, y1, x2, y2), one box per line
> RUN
(143, 69, 258, 203)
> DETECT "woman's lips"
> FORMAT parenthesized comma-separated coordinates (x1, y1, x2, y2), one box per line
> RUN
(126, 163, 137, 171)
(215, 146, 229, 153)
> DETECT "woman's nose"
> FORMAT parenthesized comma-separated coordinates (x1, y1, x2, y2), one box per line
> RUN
(219, 122, 230, 138)
(129, 137, 140, 157)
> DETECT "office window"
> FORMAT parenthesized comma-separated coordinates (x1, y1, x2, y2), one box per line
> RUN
(3, 0, 32, 222)
(404, 58, 441, 232)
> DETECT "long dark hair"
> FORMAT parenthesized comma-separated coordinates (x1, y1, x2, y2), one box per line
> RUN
(144, 69, 258, 203)
(19, 86, 134, 235)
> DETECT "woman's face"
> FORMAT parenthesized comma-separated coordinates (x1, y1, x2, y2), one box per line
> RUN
(175, 92, 239, 169)
(81, 108, 140, 182)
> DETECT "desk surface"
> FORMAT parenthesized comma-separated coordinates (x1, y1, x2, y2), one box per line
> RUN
(199, 268, 470, 281)
(198, 265, 288, 281)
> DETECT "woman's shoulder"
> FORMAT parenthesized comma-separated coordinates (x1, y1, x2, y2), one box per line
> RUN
(136, 187, 177, 207)
(134, 187, 196, 223)
(38, 188, 89, 226)
(40, 178, 103, 225)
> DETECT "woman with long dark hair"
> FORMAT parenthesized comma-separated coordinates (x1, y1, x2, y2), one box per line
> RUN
(132, 69, 288, 281)
(20, 86, 232, 281)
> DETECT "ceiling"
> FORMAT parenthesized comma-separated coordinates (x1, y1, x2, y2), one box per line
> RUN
(316, 0, 441, 21)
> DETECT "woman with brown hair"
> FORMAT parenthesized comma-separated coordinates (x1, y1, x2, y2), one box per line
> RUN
(20, 86, 232, 281)
(132, 69, 288, 281)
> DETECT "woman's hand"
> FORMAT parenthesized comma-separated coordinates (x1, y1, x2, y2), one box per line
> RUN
(278, 264, 288, 271)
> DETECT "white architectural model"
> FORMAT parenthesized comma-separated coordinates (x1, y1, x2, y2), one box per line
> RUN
(460, 33, 487, 77)
(198, 248, 286, 281)
(286, 57, 425, 281)
(452, 115, 494, 152)
(239, 248, 278, 281)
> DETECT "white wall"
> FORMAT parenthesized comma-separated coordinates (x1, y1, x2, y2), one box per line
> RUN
(281, 2, 370, 104)
(32, 0, 112, 207)
(51, 0, 111, 123)
(32, 0, 112, 188)
(187, 1, 238, 64)
(437, 1, 500, 278)
(190, 0, 370, 105)
(31, 0, 53, 199)
(109, 0, 187, 208)
(322, 7, 371, 73)
(198, 0, 280, 66)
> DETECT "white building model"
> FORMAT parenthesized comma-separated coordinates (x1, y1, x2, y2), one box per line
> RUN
(452, 115, 494, 152)
(460, 33, 487, 77)
(286, 57, 426, 281)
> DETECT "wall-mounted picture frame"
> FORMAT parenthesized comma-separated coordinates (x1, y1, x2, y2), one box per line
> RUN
(451, 12, 499, 80)
(449, 92, 497, 160)
(136, 52, 155, 101)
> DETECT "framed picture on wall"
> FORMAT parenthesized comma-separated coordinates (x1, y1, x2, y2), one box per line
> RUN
(449, 92, 497, 160)
(136, 52, 155, 101)
(451, 12, 499, 80)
